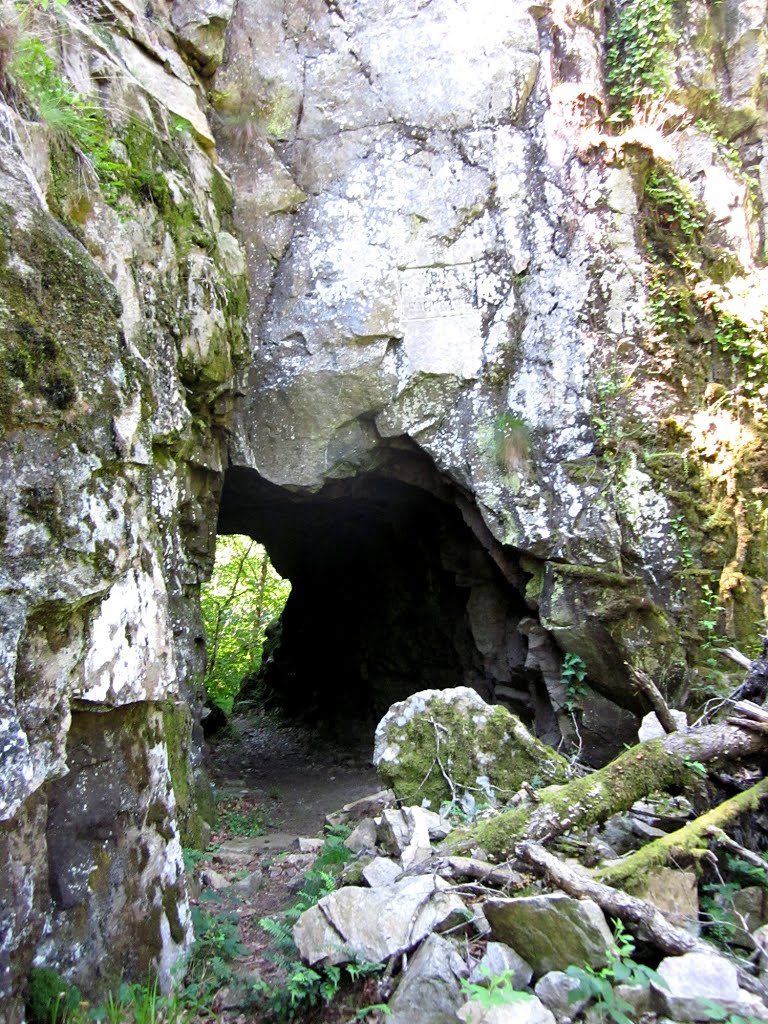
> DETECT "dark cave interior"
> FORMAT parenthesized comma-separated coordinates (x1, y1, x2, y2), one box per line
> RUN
(216, 443, 567, 741)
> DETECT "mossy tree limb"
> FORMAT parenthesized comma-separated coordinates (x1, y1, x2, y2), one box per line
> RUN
(448, 724, 767, 861)
(596, 777, 768, 892)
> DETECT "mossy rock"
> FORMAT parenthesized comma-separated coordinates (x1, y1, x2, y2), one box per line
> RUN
(372, 687, 569, 809)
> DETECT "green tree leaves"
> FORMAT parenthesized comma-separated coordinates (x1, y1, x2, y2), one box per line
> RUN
(200, 535, 290, 711)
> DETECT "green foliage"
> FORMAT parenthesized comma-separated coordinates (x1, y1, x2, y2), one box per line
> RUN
(566, 919, 667, 1024)
(645, 166, 706, 249)
(459, 967, 532, 1010)
(562, 652, 588, 713)
(701, 998, 765, 1024)
(26, 968, 80, 1024)
(181, 904, 248, 1013)
(201, 535, 291, 712)
(253, 827, 380, 1021)
(27, 972, 198, 1024)
(605, 0, 677, 122)
(217, 797, 273, 837)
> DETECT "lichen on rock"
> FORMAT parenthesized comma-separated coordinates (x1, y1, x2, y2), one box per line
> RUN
(373, 687, 569, 809)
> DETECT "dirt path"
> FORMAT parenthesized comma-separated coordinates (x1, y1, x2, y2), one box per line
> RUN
(194, 713, 385, 1022)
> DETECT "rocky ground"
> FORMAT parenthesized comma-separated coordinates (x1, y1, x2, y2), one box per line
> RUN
(186, 690, 768, 1024)
(191, 712, 386, 1022)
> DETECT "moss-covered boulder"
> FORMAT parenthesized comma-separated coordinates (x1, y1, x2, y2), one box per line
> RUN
(372, 687, 569, 809)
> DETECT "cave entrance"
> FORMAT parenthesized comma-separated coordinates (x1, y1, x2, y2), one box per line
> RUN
(217, 444, 558, 743)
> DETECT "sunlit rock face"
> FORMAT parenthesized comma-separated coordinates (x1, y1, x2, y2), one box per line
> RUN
(217, 0, 768, 721)
(1, 0, 767, 1014)
(0, 0, 243, 1014)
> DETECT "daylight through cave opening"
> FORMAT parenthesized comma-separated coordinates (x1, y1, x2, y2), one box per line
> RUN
(216, 444, 560, 742)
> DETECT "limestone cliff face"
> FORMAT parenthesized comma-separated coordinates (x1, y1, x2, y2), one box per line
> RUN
(0, 0, 244, 1015)
(1, 0, 767, 1015)
(216, 0, 768, 724)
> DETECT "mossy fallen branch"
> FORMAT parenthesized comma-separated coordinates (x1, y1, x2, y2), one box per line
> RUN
(596, 777, 768, 892)
(448, 723, 767, 861)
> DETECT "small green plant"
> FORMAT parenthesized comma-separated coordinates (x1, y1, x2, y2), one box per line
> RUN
(700, 999, 764, 1024)
(355, 1005, 392, 1021)
(562, 652, 588, 713)
(253, 827, 381, 1021)
(683, 756, 707, 778)
(460, 967, 532, 1010)
(219, 806, 270, 837)
(605, 0, 677, 122)
(566, 919, 666, 1024)
(26, 968, 80, 1024)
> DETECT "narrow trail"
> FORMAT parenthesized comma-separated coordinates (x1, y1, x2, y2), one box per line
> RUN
(194, 713, 383, 1022)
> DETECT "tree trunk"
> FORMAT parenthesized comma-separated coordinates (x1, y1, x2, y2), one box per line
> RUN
(449, 723, 767, 862)
(596, 777, 768, 890)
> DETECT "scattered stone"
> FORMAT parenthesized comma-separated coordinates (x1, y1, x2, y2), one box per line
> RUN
(373, 688, 569, 808)
(387, 933, 468, 1024)
(345, 818, 379, 854)
(534, 970, 589, 1019)
(378, 806, 433, 868)
(483, 895, 613, 975)
(637, 868, 699, 936)
(294, 875, 468, 966)
(363, 856, 402, 888)
(231, 868, 263, 897)
(638, 710, 688, 742)
(730, 885, 768, 948)
(471, 942, 533, 990)
(458, 994, 556, 1024)
(199, 868, 230, 891)
(296, 837, 324, 854)
(170, 0, 235, 76)
(422, 807, 452, 841)
(325, 790, 396, 828)
(651, 952, 754, 1020)
(613, 984, 652, 1017)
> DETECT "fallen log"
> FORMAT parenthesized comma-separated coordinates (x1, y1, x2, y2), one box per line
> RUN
(449, 722, 767, 862)
(596, 777, 768, 891)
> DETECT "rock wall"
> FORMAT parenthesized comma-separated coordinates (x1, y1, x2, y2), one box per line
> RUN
(1, 0, 768, 1015)
(214, 0, 768, 716)
(0, 0, 244, 1016)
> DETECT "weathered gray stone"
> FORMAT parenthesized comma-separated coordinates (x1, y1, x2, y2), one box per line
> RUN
(388, 933, 468, 1024)
(171, 0, 235, 75)
(638, 710, 688, 742)
(362, 857, 402, 888)
(637, 868, 700, 936)
(293, 875, 468, 966)
(231, 868, 264, 897)
(534, 971, 589, 1019)
(373, 688, 569, 809)
(651, 952, 766, 1021)
(470, 943, 533, 991)
(345, 818, 379, 854)
(483, 895, 613, 976)
(458, 995, 556, 1024)
(378, 806, 433, 868)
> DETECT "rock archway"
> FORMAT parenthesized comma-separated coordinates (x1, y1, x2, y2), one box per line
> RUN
(218, 441, 564, 744)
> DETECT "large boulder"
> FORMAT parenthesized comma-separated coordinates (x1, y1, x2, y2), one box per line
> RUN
(373, 688, 569, 808)
(652, 952, 768, 1021)
(293, 875, 468, 966)
(483, 895, 613, 977)
(388, 933, 469, 1024)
